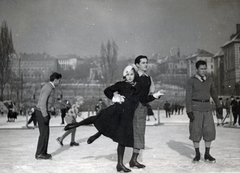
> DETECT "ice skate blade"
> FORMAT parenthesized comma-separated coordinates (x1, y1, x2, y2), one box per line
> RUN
(204, 159, 216, 163)
(192, 160, 200, 163)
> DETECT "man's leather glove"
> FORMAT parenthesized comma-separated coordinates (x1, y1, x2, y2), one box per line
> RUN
(187, 112, 195, 122)
(216, 107, 223, 116)
(43, 115, 50, 125)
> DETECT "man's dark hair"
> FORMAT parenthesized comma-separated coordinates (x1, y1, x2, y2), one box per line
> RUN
(50, 72, 62, 81)
(195, 60, 207, 69)
(134, 55, 148, 65)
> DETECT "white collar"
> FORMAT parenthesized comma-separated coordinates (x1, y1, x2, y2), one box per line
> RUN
(49, 82, 55, 88)
(195, 74, 206, 82)
(138, 70, 148, 77)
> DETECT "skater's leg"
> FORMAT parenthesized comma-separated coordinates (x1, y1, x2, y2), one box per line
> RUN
(70, 128, 79, 146)
(193, 142, 200, 162)
(129, 148, 145, 168)
(62, 129, 73, 140)
(204, 141, 216, 162)
(87, 131, 101, 144)
(64, 116, 97, 131)
(217, 118, 220, 126)
(154, 115, 157, 121)
(116, 144, 131, 172)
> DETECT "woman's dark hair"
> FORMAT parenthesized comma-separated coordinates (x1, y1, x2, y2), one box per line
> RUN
(50, 72, 62, 81)
(195, 60, 207, 69)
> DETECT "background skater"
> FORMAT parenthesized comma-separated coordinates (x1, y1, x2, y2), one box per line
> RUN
(35, 72, 62, 160)
(56, 97, 83, 147)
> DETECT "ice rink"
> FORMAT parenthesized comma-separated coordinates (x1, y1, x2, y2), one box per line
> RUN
(0, 110, 239, 173)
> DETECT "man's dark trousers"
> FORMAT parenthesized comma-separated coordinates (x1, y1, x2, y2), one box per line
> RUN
(35, 109, 50, 157)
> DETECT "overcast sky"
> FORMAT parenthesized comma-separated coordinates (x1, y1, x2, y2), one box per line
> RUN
(0, 0, 240, 58)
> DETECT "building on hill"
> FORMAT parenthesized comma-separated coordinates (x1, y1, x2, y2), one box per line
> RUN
(11, 53, 59, 81)
(157, 48, 188, 88)
(212, 49, 224, 95)
(220, 24, 240, 95)
(55, 54, 84, 70)
(186, 49, 214, 77)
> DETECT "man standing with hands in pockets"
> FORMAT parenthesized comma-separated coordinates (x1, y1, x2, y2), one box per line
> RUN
(35, 72, 62, 160)
(186, 60, 222, 163)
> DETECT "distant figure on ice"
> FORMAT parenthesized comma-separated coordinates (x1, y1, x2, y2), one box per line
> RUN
(60, 99, 69, 125)
(146, 103, 157, 121)
(26, 107, 37, 127)
(56, 96, 83, 147)
(216, 98, 223, 126)
(185, 60, 222, 163)
(0, 107, 4, 116)
(231, 96, 240, 126)
(163, 101, 171, 118)
(224, 98, 231, 118)
(94, 98, 107, 115)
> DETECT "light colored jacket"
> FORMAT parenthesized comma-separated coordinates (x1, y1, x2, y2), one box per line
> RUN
(36, 82, 54, 117)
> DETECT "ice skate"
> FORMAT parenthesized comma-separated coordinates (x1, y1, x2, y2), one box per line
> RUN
(204, 154, 216, 163)
(192, 153, 201, 163)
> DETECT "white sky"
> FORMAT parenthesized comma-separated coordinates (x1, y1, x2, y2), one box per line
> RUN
(0, 0, 240, 58)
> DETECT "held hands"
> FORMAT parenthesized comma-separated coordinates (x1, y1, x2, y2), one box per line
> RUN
(153, 90, 165, 99)
(112, 93, 125, 104)
(187, 112, 195, 122)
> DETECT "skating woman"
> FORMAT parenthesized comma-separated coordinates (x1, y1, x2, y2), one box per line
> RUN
(64, 65, 139, 172)
(56, 97, 83, 147)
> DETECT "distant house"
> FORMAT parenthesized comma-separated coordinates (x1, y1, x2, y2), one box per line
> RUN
(186, 49, 214, 77)
(56, 54, 84, 70)
(157, 48, 188, 87)
(221, 24, 240, 95)
(212, 49, 224, 95)
(12, 53, 59, 81)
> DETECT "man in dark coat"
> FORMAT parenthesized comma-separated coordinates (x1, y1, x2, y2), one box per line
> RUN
(163, 101, 171, 118)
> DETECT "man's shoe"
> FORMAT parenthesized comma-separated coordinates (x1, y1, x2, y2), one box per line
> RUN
(192, 154, 201, 163)
(56, 137, 63, 146)
(70, 142, 79, 146)
(36, 154, 52, 160)
(45, 153, 52, 159)
(204, 154, 216, 163)
(116, 163, 131, 172)
(129, 160, 145, 168)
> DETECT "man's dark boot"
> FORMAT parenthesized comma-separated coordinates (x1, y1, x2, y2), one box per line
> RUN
(204, 147, 216, 163)
(87, 132, 101, 144)
(192, 148, 200, 162)
(129, 153, 145, 168)
(116, 144, 131, 172)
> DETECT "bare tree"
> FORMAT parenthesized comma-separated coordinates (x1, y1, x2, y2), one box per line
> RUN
(0, 20, 15, 101)
(99, 40, 118, 86)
